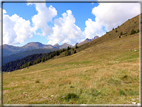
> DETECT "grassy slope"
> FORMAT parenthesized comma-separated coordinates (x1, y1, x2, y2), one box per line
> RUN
(3, 14, 140, 104)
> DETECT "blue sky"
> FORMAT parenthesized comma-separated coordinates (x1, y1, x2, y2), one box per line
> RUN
(2, 2, 140, 46)
(3, 3, 98, 29)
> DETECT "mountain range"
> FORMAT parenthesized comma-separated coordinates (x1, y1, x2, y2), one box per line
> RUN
(2, 36, 99, 65)
(2, 42, 72, 57)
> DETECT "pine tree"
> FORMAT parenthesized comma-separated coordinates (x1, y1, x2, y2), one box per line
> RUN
(67, 46, 70, 51)
(28, 61, 32, 66)
(75, 44, 78, 49)
(41, 57, 45, 62)
(74, 50, 76, 54)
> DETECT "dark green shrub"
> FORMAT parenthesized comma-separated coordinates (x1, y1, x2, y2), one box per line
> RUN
(64, 93, 79, 101)
(56, 50, 60, 56)
(62, 48, 66, 52)
(70, 86, 74, 88)
(35, 80, 40, 83)
(130, 29, 136, 35)
(74, 50, 76, 54)
(65, 51, 71, 56)
(67, 46, 71, 51)
(22, 64, 27, 68)
(119, 36, 122, 38)
(75, 44, 78, 49)
(122, 75, 128, 80)
(120, 90, 126, 96)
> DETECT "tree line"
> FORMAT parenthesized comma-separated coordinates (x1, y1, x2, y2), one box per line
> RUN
(21, 45, 78, 69)
(2, 44, 78, 72)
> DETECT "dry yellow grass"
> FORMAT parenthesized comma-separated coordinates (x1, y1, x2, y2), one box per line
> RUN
(3, 32, 139, 104)
(3, 13, 140, 104)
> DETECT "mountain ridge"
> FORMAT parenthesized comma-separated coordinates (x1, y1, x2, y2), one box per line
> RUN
(2, 35, 99, 57)
(2, 42, 72, 56)
(77, 36, 99, 46)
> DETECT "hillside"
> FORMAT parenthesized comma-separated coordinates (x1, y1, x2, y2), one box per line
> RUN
(3, 48, 57, 65)
(3, 14, 140, 104)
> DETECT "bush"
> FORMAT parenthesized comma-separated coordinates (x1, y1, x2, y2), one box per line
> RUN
(56, 50, 60, 56)
(35, 80, 40, 83)
(120, 90, 126, 96)
(119, 36, 122, 38)
(62, 48, 66, 52)
(120, 31, 123, 35)
(22, 64, 27, 68)
(74, 50, 76, 54)
(65, 51, 71, 56)
(64, 93, 79, 101)
(70, 86, 74, 88)
(67, 46, 71, 51)
(130, 29, 136, 35)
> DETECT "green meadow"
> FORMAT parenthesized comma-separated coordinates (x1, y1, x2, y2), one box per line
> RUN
(3, 14, 140, 104)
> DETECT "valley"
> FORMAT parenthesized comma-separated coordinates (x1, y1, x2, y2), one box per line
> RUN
(2, 14, 140, 104)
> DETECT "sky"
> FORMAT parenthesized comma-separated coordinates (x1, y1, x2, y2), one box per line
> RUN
(1, 0, 140, 46)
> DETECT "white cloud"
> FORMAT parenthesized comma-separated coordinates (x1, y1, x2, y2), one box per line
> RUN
(3, 10, 33, 45)
(84, 3, 140, 38)
(29, 3, 57, 36)
(92, 3, 140, 31)
(2, 2, 141, 46)
(3, 3, 57, 45)
(47, 10, 85, 45)
(84, 18, 105, 39)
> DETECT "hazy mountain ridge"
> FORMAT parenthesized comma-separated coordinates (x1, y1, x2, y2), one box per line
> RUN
(2, 36, 98, 57)
(2, 37, 96, 65)
(3, 48, 58, 65)
(77, 36, 99, 46)
(2, 42, 72, 56)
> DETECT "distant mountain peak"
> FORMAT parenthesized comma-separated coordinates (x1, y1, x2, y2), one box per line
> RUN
(77, 36, 99, 46)
(85, 38, 89, 40)
(53, 43, 60, 47)
(62, 43, 68, 45)
(93, 36, 99, 39)
(59, 43, 72, 49)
